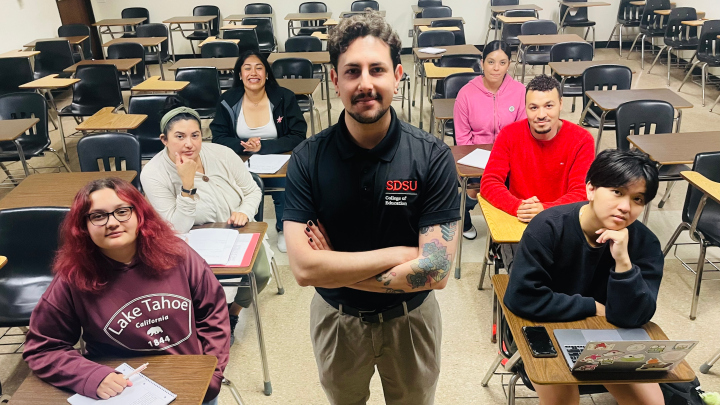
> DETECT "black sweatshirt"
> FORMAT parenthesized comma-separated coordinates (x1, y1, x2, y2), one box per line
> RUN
(210, 83, 308, 155)
(503, 202, 664, 328)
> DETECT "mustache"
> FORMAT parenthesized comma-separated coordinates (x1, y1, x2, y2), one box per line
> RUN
(351, 91, 381, 104)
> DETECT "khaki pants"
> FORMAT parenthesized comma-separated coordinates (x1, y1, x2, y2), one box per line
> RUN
(310, 292, 442, 405)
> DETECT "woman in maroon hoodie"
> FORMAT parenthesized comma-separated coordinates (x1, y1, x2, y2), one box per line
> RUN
(23, 177, 229, 404)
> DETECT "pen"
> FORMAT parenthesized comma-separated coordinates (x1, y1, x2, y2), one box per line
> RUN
(124, 363, 149, 380)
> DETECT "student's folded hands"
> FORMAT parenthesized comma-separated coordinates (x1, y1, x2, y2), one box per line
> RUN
(97, 372, 132, 399)
(305, 220, 333, 251)
(517, 196, 544, 223)
(241, 137, 262, 153)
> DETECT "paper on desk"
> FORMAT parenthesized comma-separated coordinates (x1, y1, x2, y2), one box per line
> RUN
(187, 228, 238, 265)
(67, 363, 176, 405)
(457, 148, 492, 169)
(246, 154, 291, 174)
(418, 47, 446, 54)
(213, 233, 260, 267)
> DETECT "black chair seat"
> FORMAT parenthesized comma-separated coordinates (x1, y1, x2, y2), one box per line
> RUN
(194, 108, 216, 119)
(583, 111, 617, 128)
(697, 206, 720, 246)
(296, 95, 312, 112)
(521, 52, 551, 65)
(0, 139, 49, 162)
(641, 27, 666, 36)
(187, 31, 211, 40)
(697, 53, 720, 65)
(119, 73, 146, 90)
(665, 38, 699, 49)
(564, 20, 596, 27)
(618, 18, 641, 27)
(659, 164, 690, 180)
(121, 32, 138, 38)
(219, 74, 234, 90)
(59, 104, 112, 117)
(0, 271, 54, 327)
(298, 27, 326, 36)
(34, 71, 72, 80)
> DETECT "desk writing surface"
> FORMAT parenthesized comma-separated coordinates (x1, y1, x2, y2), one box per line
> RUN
(559, 1, 611, 7)
(418, 26, 461, 32)
(0, 50, 40, 58)
(167, 57, 238, 71)
(220, 24, 257, 30)
(413, 17, 465, 26)
(102, 37, 166, 47)
(19, 74, 79, 90)
(681, 20, 706, 26)
(94, 18, 146, 26)
(627, 132, 720, 165)
(240, 154, 290, 179)
(585, 88, 693, 111)
(323, 19, 339, 26)
(518, 33, 585, 46)
(224, 14, 274, 21)
(490, 4, 543, 12)
(76, 107, 147, 131)
(478, 197, 527, 243)
(267, 51, 330, 64)
(24, 36, 88, 48)
(0, 171, 137, 210)
(498, 15, 537, 24)
(432, 98, 456, 120)
(340, 10, 386, 17)
(312, 32, 328, 40)
(682, 171, 720, 205)
(412, 5, 423, 14)
(0, 256, 6, 270)
(423, 63, 473, 79)
(8, 355, 215, 405)
(64, 59, 141, 73)
(549, 60, 634, 76)
(492, 274, 696, 385)
(285, 12, 332, 20)
(163, 16, 217, 24)
(194, 222, 268, 276)
(452, 145, 491, 178)
(0, 118, 39, 142)
(413, 44, 481, 60)
(131, 76, 189, 92)
(198, 36, 240, 47)
(276, 78, 320, 95)
(653, 10, 701, 17)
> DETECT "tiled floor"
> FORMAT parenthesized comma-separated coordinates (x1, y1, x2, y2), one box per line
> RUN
(2, 47, 720, 404)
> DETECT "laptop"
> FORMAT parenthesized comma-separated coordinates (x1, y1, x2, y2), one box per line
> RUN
(554, 329, 698, 372)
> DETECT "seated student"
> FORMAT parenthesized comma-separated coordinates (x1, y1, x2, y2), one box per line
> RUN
(140, 98, 271, 345)
(453, 40, 527, 239)
(480, 74, 594, 270)
(504, 149, 663, 405)
(23, 178, 229, 405)
(210, 49, 308, 253)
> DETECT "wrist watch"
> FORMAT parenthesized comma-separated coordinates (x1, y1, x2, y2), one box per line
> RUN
(181, 186, 197, 195)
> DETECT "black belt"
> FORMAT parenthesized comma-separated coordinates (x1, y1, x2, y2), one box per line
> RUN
(322, 293, 428, 323)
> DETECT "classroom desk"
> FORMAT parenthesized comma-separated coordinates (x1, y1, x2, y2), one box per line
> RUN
(198, 36, 240, 47)
(412, 17, 466, 48)
(430, 97, 456, 141)
(19, 74, 80, 161)
(451, 144, 493, 279)
(24, 36, 89, 60)
(487, 4, 543, 42)
(240, 155, 290, 181)
(311, 31, 328, 40)
(224, 14, 274, 22)
(559, 1, 611, 32)
(413, 45, 481, 130)
(163, 15, 216, 62)
(0, 50, 40, 59)
(517, 33, 585, 82)
(491, 274, 696, 391)
(496, 15, 538, 42)
(339, 10, 386, 18)
(323, 19, 339, 27)
(75, 107, 147, 132)
(285, 12, 332, 38)
(630, 1, 676, 5)
(627, 131, 720, 166)
(655, 10, 706, 19)
(549, 60, 635, 79)
(102, 37, 168, 79)
(93, 18, 147, 40)
(0, 256, 6, 269)
(8, 355, 216, 405)
(195, 221, 273, 395)
(581, 88, 693, 153)
(682, 20, 707, 27)
(64, 58, 142, 73)
(423, 65, 472, 134)
(277, 78, 321, 134)
(167, 57, 238, 71)
(130, 76, 189, 94)
(268, 52, 332, 124)
(418, 26, 460, 33)
(0, 118, 38, 177)
(219, 24, 257, 30)
(0, 171, 137, 210)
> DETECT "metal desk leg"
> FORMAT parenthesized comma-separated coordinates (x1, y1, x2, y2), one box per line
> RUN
(676, 109, 683, 133)
(419, 66, 425, 130)
(493, 282, 501, 344)
(595, 110, 608, 155)
(455, 176, 468, 279)
(13, 140, 30, 177)
(521, 46, 527, 83)
(559, 8, 571, 32)
(157, 47, 165, 80)
(478, 228, 492, 290)
(168, 24, 177, 63)
(324, 65, 331, 124)
(309, 96, 316, 135)
(250, 273, 272, 396)
(46, 90, 69, 162)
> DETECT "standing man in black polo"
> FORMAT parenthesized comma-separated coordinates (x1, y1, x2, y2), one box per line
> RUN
(283, 11, 461, 405)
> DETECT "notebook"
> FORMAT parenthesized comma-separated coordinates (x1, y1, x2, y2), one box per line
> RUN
(418, 47, 446, 54)
(67, 363, 176, 405)
(245, 154, 291, 174)
(457, 148, 492, 169)
(184, 228, 260, 267)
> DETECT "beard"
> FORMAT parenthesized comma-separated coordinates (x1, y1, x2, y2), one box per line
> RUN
(531, 120, 553, 134)
(347, 91, 389, 124)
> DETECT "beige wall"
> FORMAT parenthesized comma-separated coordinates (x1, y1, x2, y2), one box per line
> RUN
(0, 0, 62, 53)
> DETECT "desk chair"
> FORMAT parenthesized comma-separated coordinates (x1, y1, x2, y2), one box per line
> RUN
(514, 20, 557, 81)
(107, 42, 147, 89)
(223, 29, 261, 54)
(647, 7, 699, 86)
(615, 100, 685, 222)
(58, 24, 93, 62)
(186, 5, 221, 56)
(296, 2, 328, 37)
(627, 0, 671, 69)
(431, 19, 466, 45)
(417, 0, 442, 17)
(271, 58, 322, 134)
(558, 0, 596, 48)
(550, 41, 594, 112)
(662, 152, 720, 320)
(201, 42, 239, 90)
(284, 36, 326, 99)
(0, 93, 70, 182)
(501, 9, 537, 54)
(242, 17, 278, 54)
(250, 173, 284, 296)
(421, 6, 452, 18)
(175, 67, 221, 119)
(76, 133, 142, 191)
(679, 20, 720, 108)
(245, 3, 273, 14)
(578, 64, 633, 150)
(606, 0, 642, 56)
(0, 58, 33, 97)
(414, 30, 456, 108)
(484, 0, 520, 47)
(352, 0, 380, 11)
(136, 24, 171, 66)
(33, 40, 75, 80)
(432, 54, 482, 99)
(120, 7, 149, 38)
(435, 72, 481, 144)
(128, 95, 168, 160)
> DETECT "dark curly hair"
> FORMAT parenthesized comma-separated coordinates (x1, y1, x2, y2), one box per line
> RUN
(327, 10, 402, 70)
(526, 74, 563, 98)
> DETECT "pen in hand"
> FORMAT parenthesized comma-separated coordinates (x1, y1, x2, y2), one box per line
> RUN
(124, 363, 149, 380)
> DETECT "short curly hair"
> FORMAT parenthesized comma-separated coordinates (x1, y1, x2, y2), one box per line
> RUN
(526, 74, 563, 98)
(327, 10, 402, 70)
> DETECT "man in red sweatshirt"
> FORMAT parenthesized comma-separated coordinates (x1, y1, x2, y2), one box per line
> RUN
(480, 74, 594, 269)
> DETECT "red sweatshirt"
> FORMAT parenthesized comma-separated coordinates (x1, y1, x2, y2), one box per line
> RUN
(22, 244, 229, 403)
(480, 119, 595, 216)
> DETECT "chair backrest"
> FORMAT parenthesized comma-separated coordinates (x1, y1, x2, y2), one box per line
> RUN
(581, 65, 633, 117)
(272, 58, 314, 79)
(639, 0, 671, 30)
(245, 3, 273, 14)
(71, 65, 123, 111)
(615, 100, 674, 151)
(136, 23, 169, 60)
(417, 30, 456, 48)
(242, 17, 275, 47)
(128, 95, 169, 159)
(176, 67, 221, 115)
(683, 152, 720, 225)
(418, 0, 442, 7)
(193, 5, 220, 36)
(430, 19, 465, 45)
(0, 93, 50, 152)
(222, 29, 260, 53)
(285, 36, 323, 52)
(665, 7, 698, 41)
(422, 6, 452, 18)
(697, 20, 720, 59)
(521, 20, 557, 35)
(250, 173, 264, 222)
(617, 0, 641, 23)
(201, 41, 240, 58)
(121, 7, 150, 34)
(443, 72, 482, 98)
(299, 2, 328, 28)
(0, 58, 34, 96)
(0, 207, 69, 327)
(77, 133, 142, 189)
(107, 42, 146, 79)
(549, 41, 594, 62)
(351, 1, 380, 11)
(559, 0, 589, 25)
(491, 0, 519, 6)
(502, 9, 537, 45)
(439, 54, 483, 72)
(58, 24, 92, 60)
(33, 40, 75, 78)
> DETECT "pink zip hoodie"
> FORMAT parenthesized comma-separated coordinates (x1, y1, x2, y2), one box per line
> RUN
(453, 74, 527, 145)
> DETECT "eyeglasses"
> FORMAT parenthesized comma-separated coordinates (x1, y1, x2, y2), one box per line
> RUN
(86, 206, 135, 226)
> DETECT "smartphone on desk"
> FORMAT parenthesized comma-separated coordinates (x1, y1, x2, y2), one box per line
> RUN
(522, 326, 557, 358)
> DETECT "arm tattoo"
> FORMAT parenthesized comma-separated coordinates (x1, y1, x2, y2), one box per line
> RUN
(440, 222, 457, 242)
(406, 239, 451, 289)
(384, 288, 405, 294)
(420, 225, 433, 235)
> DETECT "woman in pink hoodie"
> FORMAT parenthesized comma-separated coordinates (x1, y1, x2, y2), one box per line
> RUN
(453, 40, 527, 238)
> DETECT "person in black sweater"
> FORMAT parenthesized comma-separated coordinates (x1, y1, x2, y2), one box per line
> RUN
(210, 50, 308, 253)
(504, 149, 664, 405)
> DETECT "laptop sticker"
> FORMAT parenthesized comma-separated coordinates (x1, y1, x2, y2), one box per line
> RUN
(637, 358, 673, 371)
(661, 351, 688, 362)
(674, 342, 695, 350)
(626, 343, 647, 352)
(620, 353, 645, 362)
(586, 342, 615, 350)
(648, 345, 666, 353)
(576, 364, 598, 371)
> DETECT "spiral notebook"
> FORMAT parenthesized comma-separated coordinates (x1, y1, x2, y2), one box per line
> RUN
(67, 363, 176, 405)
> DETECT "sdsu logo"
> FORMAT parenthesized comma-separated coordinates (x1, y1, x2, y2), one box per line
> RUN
(385, 180, 418, 192)
(384, 179, 419, 207)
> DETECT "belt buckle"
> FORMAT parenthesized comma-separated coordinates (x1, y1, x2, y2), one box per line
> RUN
(357, 310, 378, 323)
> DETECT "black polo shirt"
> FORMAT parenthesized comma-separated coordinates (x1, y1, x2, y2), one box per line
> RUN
(284, 108, 461, 311)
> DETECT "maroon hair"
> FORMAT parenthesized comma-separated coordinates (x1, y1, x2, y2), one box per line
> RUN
(54, 177, 186, 293)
